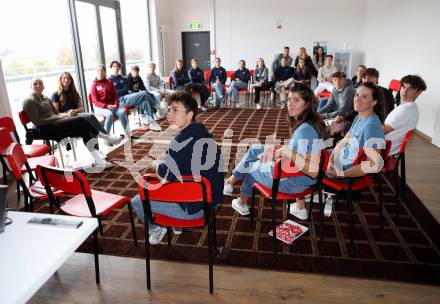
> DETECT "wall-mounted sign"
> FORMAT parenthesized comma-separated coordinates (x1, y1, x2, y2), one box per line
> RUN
(190, 23, 203, 30)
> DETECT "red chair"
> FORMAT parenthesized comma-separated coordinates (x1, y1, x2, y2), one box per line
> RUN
(323, 145, 386, 243)
(388, 79, 400, 93)
(4, 143, 62, 212)
(380, 130, 414, 221)
(137, 173, 216, 293)
(0, 117, 51, 184)
(36, 163, 138, 243)
(250, 149, 329, 257)
(317, 89, 331, 99)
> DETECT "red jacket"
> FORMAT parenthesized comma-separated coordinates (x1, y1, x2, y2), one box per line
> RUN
(90, 78, 119, 109)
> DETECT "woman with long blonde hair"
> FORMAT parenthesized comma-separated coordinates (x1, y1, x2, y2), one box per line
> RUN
(294, 47, 317, 77)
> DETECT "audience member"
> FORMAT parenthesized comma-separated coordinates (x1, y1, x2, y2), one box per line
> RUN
(271, 46, 293, 72)
(274, 57, 295, 109)
(131, 91, 224, 244)
(226, 59, 250, 107)
(294, 47, 317, 77)
(293, 57, 312, 87)
(127, 65, 146, 93)
(171, 59, 190, 90)
(362, 68, 395, 117)
(313, 46, 326, 72)
(223, 84, 326, 218)
(352, 64, 366, 88)
(252, 58, 272, 109)
(209, 57, 227, 109)
(188, 58, 210, 111)
(384, 75, 427, 155)
(314, 55, 338, 95)
(51, 72, 121, 146)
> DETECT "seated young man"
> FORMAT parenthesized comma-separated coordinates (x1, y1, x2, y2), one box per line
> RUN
(131, 91, 224, 244)
(384, 74, 427, 156)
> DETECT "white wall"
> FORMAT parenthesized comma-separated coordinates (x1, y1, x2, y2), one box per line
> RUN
(155, 0, 366, 75)
(215, 0, 366, 73)
(0, 60, 12, 178)
(362, 0, 440, 143)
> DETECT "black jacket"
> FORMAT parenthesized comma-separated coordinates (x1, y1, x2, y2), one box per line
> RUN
(157, 123, 224, 214)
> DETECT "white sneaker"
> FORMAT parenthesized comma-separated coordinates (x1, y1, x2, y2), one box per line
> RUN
(280, 101, 286, 109)
(200, 106, 208, 112)
(289, 203, 308, 220)
(149, 226, 167, 245)
(153, 113, 160, 121)
(324, 195, 334, 217)
(172, 227, 182, 235)
(148, 120, 162, 132)
(256, 103, 262, 110)
(223, 181, 234, 196)
(232, 198, 250, 216)
(103, 135, 123, 146)
(209, 97, 216, 105)
(235, 103, 241, 108)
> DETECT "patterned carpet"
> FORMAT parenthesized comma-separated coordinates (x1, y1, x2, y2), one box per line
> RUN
(37, 108, 440, 285)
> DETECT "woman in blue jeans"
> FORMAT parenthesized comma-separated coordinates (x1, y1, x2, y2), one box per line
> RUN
(223, 84, 327, 219)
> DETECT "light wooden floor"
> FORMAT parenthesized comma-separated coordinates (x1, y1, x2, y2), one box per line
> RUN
(405, 133, 440, 221)
(30, 253, 440, 304)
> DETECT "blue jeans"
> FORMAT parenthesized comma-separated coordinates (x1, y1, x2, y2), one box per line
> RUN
(94, 106, 128, 134)
(131, 195, 204, 229)
(227, 81, 248, 103)
(212, 82, 224, 106)
(119, 91, 156, 117)
(149, 90, 161, 104)
(232, 145, 315, 196)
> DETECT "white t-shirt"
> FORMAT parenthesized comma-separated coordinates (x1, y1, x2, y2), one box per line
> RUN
(385, 102, 419, 155)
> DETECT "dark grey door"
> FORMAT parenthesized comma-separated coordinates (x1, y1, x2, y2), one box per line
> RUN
(182, 31, 210, 71)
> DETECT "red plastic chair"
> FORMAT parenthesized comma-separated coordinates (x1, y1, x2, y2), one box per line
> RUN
(0, 117, 50, 184)
(4, 143, 63, 212)
(250, 149, 329, 256)
(317, 89, 331, 99)
(380, 130, 414, 221)
(137, 173, 216, 293)
(388, 79, 400, 93)
(36, 163, 138, 245)
(323, 145, 386, 243)
(18, 110, 50, 146)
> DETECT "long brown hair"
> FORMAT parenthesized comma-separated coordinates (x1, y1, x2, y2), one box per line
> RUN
(357, 82, 385, 123)
(288, 84, 328, 139)
(56, 72, 80, 106)
(174, 59, 185, 76)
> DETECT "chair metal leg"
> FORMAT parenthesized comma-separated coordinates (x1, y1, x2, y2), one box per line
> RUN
(93, 229, 100, 284)
(16, 180, 20, 202)
(207, 216, 214, 294)
(212, 209, 217, 250)
(250, 187, 256, 227)
(400, 155, 407, 200)
(2, 162, 6, 185)
(347, 185, 354, 244)
(24, 194, 29, 211)
(394, 166, 400, 222)
(378, 174, 383, 229)
(307, 192, 314, 220)
(127, 202, 138, 245)
(144, 221, 151, 290)
(57, 142, 65, 168)
(98, 217, 104, 235)
(167, 227, 172, 247)
(70, 137, 77, 162)
(319, 186, 325, 243)
(271, 197, 277, 259)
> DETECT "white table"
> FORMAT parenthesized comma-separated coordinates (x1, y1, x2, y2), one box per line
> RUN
(0, 211, 98, 304)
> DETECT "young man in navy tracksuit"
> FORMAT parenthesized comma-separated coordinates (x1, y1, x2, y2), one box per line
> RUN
(209, 57, 227, 109)
(226, 59, 250, 107)
(274, 57, 295, 108)
(188, 58, 210, 111)
(131, 91, 224, 244)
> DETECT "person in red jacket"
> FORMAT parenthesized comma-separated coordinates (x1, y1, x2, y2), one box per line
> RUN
(90, 64, 129, 137)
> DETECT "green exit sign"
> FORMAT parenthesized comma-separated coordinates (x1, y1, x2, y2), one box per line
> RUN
(190, 23, 202, 30)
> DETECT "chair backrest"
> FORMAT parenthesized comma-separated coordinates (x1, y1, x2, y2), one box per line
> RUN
(0, 127, 14, 155)
(4, 143, 28, 180)
(0, 116, 17, 133)
(226, 71, 235, 80)
(274, 149, 330, 180)
(388, 79, 400, 92)
(138, 174, 212, 204)
(204, 70, 211, 82)
(87, 93, 95, 112)
(400, 129, 414, 154)
(18, 111, 31, 130)
(36, 164, 92, 197)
